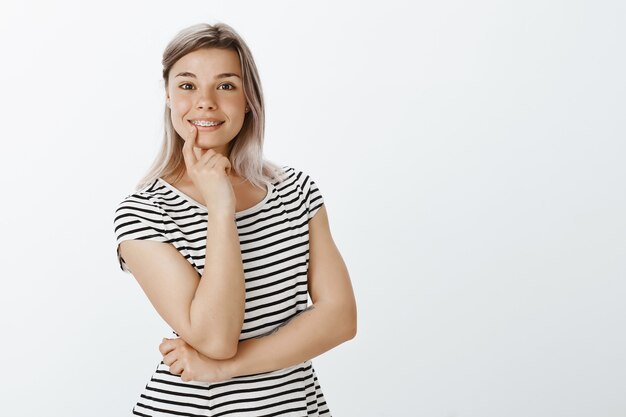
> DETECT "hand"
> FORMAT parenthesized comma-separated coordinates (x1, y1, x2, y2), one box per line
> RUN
(181, 124, 236, 216)
(159, 337, 233, 383)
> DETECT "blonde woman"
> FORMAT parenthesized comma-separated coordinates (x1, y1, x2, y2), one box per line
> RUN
(113, 22, 356, 416)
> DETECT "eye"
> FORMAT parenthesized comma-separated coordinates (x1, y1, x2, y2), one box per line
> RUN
(179, 83, 195, 90)
(218, 83, 235, 91)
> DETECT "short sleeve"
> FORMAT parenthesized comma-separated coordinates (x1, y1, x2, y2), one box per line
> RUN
(113, 194, 169, 273)
(304, 174, 325, 220)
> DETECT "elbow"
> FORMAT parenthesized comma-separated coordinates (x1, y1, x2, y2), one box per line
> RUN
(186, 318, 243, 359)
(211, 347, 238, 361)
(339, 302, 357, 342)
(345, 310, 357, 341)
(346, 317, 357, 341)
(187, 329, 239, 360)
(198, 338, 238, 360)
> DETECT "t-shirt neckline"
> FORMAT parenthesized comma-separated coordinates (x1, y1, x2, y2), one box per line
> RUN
(156, 177, 274, 217)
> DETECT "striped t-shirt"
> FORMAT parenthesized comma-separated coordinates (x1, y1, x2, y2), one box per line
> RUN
(113, 166, 330, 416)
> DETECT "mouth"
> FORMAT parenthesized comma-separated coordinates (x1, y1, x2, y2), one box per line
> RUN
(189, 119, 225, 127)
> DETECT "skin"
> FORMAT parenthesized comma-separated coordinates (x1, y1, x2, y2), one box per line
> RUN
(121, 47, 357, 382)
(167, 47, 246, 161)
(160, 203, 357, 383)
(163, 47, 265, 211)
(120, 48, 254, 359)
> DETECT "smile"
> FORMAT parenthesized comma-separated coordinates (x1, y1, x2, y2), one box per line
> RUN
(190, 120, 224, 127)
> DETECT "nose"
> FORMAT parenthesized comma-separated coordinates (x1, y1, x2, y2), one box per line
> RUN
(196, 88, 217, 110)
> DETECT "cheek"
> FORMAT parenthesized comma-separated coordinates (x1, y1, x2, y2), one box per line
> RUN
(170, 100, 191, 117)
(225, 100, 247, 122)
(168, 102, 192, 135)
(167, 89, 190, 113)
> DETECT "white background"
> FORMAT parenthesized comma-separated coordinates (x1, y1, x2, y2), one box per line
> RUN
(0, 0, 624, 416)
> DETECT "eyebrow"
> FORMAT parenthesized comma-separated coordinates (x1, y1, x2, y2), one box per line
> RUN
(174, 72, 241, 79)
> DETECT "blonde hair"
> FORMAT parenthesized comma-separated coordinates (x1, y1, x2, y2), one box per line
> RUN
(135, 22, 283, 191)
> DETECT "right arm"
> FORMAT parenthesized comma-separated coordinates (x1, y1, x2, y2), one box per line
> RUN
(119, 212, 244, 360)
(119, 125, 244, 359)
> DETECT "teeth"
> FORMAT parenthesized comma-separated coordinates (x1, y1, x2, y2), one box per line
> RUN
(192, 120, 222, 127)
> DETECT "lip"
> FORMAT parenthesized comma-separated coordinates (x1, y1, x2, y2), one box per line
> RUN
(189, 117, 224, 123)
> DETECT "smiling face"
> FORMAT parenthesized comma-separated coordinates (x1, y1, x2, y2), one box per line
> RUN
(166, 48, 248, 156)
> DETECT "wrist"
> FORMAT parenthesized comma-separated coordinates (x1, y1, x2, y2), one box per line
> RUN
(206, 210, 236, 224)
(219, 356, 238, 380)
(195, 353, 238, 383)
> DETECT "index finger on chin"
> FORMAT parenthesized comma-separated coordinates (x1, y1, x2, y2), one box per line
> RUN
(181, 133, 197, 166)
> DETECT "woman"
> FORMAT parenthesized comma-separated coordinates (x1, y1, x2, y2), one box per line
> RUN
(113, 22, 357, 416)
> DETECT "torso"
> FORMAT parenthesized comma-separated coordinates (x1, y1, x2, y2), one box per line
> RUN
(115, 166, 331, 415)
(162, 172, 268, 213)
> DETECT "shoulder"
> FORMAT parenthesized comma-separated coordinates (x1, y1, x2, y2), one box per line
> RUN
(274, 165, 320, 190)
(113, 179, 169, 242)
(114, 179, 166, 215)
(275, 165, 325, 218)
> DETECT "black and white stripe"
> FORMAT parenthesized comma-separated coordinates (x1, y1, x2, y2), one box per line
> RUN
(113, 166, 330, 416)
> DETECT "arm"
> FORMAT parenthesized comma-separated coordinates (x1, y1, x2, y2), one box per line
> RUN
(119, 211, 245, 360)
(119, 125, 246, 359)
(121, 130, 245, 359)
(159, 203, 357, 381)
(227, 205, 356, 377)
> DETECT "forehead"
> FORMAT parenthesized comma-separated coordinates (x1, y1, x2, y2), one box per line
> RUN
(170, 48, 241, 79)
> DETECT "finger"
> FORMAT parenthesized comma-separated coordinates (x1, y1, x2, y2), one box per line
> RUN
(159, 338, 171, 355)
(181, 128, 198, 166)
(159, 338, 184, 355)
(198, 149, 220, 166)
(169, 359, 184, 376)
(159, 341, 172, 356)
(186, 122, 198, 144)
(181, 369, 192, 382)
(203, 153, 229, 171)
(192, 145, 204, 161)
(214, 156, 232, 174)
(162, 349, 180, 367)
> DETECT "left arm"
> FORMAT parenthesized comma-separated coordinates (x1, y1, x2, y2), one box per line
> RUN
(160, 204, 357, 382)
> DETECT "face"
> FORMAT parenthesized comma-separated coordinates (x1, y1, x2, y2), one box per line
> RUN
(166, 48, 247, 156)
